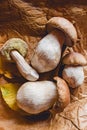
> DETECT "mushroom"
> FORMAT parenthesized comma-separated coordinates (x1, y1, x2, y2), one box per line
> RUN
(0, 38, 39, 81)
(62, 66, 84, 88)
(31, 17, 77, 73)
(16, 81, 57, 114)
(54, 76, 70, 110)
(62, 52, 87, 66)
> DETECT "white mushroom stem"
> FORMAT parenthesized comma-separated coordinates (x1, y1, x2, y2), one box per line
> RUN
(31, 30, 65, 73)
(16, 81, 57, 114)
(62, 66, 84, 88)
(10, 50, 39, 81)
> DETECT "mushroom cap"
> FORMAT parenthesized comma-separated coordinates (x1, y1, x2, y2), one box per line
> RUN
(16, 81, 57, 114)
(54, 76, 70, 110)
(62, 66, 84, 88)
(0, 38, 28, 61)
(47, 17, 77, 46)
(62, 52, 87, 66)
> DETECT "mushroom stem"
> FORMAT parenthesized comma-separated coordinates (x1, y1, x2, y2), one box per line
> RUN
(16, 81, 57, 114)
(10, 50, 39, 81)
(62, 66, 84, 88)
(31, 30, 65, 73)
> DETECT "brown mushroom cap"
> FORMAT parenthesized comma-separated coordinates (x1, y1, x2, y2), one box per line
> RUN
(62, 52, 87, 66)
(0, 38, 28, 61)
(54, 76, 70, 110)
(47, 17, 77, 46)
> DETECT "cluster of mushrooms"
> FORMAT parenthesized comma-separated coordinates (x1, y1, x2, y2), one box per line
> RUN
(0, 17, 86, 115)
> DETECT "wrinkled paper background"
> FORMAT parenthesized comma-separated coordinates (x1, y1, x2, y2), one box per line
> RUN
(0, 0, 87, 130)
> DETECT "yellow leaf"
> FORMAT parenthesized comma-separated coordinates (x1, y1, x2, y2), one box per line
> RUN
(0, 83, 20, 111)
(0, 83, 30, 115)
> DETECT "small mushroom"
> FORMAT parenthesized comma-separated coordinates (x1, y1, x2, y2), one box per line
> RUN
(31, 17, 77, 73)
(62, 66, 84, 88)
(16, 81, 57, 114)
(0, 38, 39, 81)
(62, 52, 87, 66)
(54, 76, 70, 110)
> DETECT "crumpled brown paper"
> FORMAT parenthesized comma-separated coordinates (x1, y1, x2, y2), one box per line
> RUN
(0, 0, 87, 130)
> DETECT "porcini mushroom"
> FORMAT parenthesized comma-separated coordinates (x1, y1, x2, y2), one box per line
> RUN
(0, 38, 39, 81)
(16, 81, 57, 114)
(62, 52, 87, 66)
(54, 76, 70, 110)
(62, 66, 84, 88)
(31, 17, 77, 73)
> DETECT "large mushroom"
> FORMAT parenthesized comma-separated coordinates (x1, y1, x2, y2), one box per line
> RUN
(16, 77, 71, 114)
(0, 38, 39, 81)
(31, 17, 77, 73)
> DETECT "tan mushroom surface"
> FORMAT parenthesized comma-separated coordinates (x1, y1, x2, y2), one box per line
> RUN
(62, 52, 87, 66)
(54, 76, 70, 110)
(0, 0, 87, 130)
(47, 17, 78, 46)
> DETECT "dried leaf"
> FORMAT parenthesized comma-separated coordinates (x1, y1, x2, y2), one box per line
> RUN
(0, 55, 3, 73)
(0, 83, 20, 111)
(4, 71, 14, 79)
(0, 83, 30, 115)
(0, 55, 21, 79)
